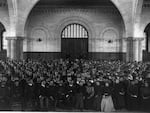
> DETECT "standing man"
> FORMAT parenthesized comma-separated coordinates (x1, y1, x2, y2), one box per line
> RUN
(93, 81, 103, 111)
(75, 81, 86, 111)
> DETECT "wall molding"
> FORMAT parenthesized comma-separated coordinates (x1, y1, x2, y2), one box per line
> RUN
(29, 25, 50, 41)
(100, 27, 119, 41)
(55, 16, 96, 39)
(32, 6, 121, 15)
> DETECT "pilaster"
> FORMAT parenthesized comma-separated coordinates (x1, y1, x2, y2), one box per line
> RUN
(126, 37, 144, 62)
(6, 36, 24, 60)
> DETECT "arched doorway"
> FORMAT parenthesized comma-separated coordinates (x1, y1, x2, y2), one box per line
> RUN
(61, 23, 88, 59)
(143, 23, 150, 61)
(0, 22, 7, 60)
(0, 22, 6, 51)
(144, 23, 150, 52)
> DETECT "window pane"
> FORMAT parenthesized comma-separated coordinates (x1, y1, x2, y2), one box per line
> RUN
(62, 23, 88, 38)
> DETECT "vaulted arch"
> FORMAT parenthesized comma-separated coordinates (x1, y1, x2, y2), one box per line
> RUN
(6, 0, 137, 38)
(0, 0, 10, 35)
(21, 0, 127, 37)
(6, 0, 17, 36)
(6, 0, 141, 61)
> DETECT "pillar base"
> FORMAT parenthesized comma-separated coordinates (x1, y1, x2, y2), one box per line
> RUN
(125, 37, 144, 62)
(6, 36, 24, 60)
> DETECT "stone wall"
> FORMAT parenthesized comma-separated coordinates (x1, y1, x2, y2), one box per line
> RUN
(0, 0, 9, 29)
(24, 6, 126, 54)
(0, 0, 9, 51)
(141, 5, 150, 51)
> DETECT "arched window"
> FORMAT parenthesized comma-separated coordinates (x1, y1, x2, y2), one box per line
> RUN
(61, 23, 88, 38)
(61, 23, 89, 59)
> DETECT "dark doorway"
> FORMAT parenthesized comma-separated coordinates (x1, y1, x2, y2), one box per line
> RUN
(0, 22, 5, 51)
(144, 23, 150, 52)
(61, 23, 88, 59)
(143, 23, 150, 61)
(61, 38, 88, 59)
(0, 22, 7, 60)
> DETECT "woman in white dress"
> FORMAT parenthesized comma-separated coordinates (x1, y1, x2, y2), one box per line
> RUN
(101, 81, 115, 112)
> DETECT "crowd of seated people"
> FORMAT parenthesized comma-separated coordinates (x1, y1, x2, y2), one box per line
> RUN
(0, 58, 150, 111)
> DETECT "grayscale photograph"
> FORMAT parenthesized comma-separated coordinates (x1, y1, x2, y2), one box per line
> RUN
(0, 0, 150, 112)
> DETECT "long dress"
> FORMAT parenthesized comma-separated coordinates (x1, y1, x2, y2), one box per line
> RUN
(47, 85, 56, 110)
(93, 85, 103, 111)
(113, 82, 125, 110)
(127, 82, 140, 111)
(25, 83, 34, 110)
(11, 82, 22, 111)
(84, 85, 95, 110)
(101, 86, 115, 112)
(0, 84, 10, 110)
(75, 84, 85, 110)
(140, 86, 150, 111)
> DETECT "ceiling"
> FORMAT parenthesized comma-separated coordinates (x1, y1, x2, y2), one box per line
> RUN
(36, 0, 113, 6)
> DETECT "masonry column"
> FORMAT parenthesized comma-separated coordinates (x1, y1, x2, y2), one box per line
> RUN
(6, 37, 24, 60)
(133, 38, 144, 62)
(126, 37, 134, 62)
(6, 38, 11, 58)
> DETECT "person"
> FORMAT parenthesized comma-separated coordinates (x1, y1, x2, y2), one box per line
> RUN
(5, 76, 13, 110)
(65, 80, 76, 109)
(32, 77, 41, 111)
(93, 81, 103, 111)
(127, 80, 140, 111)
(48, 80, 57, 110)
(113, 79, 125, 110)
(11, 78, 22, 110)
(55, 80, 67, 109)
(84, 81, 95, 110)
(44, 82, 50, 110)
(140, 81, 150, 111)
(39, 80, 47, 111)
(19, 78, 27, 111)
(75, 81, 86, 111)
(101, 81, 115, 112)
(25, 78, 34, 110)
(1, 58, 150, 111)
(0, 78, 9, 110)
